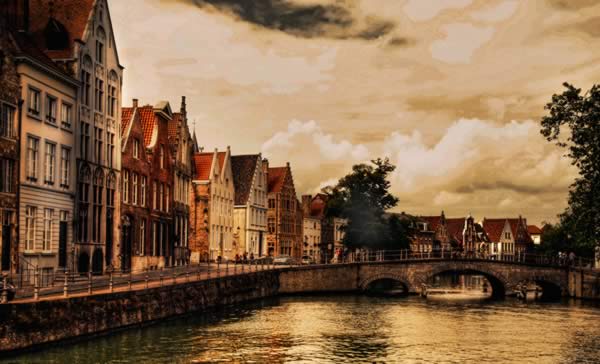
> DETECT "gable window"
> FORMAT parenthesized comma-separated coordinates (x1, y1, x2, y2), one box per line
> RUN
(133, 139, 140, 159)
(159, 183, 164, 211)
(60, 147, 70, 188)
(141, 176, 147, 207)
(1, 103, 15, 138)
(153, 181, 158, 209)
(106, 131, 114, 168)
(28, 88, 41, 117)
(132, 173, 138, 205)
(107, 85, 117, 117)
(61, 103, 72, 129)
(45, 95, 57, 124)
(95, 79, 104, 112)
(44, 142, 56, 185)
(26, 136, 39, 181)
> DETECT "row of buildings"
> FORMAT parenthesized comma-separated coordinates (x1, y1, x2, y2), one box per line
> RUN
(402, 212, 542, 257)
(0, 0, 348, 277)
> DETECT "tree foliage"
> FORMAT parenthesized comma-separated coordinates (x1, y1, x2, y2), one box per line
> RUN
(323, 158, 410, 250)
(540, 82, 600, 255)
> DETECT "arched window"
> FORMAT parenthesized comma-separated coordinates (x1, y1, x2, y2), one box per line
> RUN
(96, 26, 106, 64)
(92, 168, 104, 243)
(106, 172, 116, 208)
(107, 70, 119, 118)
(78, 164, 91, 242)
(81, 55, 93, 107)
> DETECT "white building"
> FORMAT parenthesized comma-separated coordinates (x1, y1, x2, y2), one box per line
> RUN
(14, 32, 79, 277)
(231, 154, 268, 257)
(303, 216, 321, 260)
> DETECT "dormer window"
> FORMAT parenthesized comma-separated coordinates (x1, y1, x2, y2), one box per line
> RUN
(44, 18, 69, 51)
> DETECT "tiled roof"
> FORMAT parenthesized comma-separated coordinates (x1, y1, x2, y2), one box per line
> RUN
(482, 219, 507, 243)
(310, 194, 328, 218)
(420, 216, 442, 232)
(445, 218, 466, 243)
(10, 31, 74, 80)
(137, 106, 156, 147)
(231, 155, 259, 205)
(121, 107, 133, 136)
(28, 0, 96, 60)
(528, 225, 542, 235)
(193, 153, 213, 180)
(268, 167, 287, 193)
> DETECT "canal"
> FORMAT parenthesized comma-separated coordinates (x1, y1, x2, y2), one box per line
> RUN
(3, 294, 600, 363)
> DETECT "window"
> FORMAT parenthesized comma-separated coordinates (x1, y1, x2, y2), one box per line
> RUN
(0, 159, 14, 193)
(80, 121, 90, 159)
(26, 136, 39, 181)
(268, 199, 275, 209)
(43, 209, 53, 251)
(132, 173, 138, 205)
(123, 170, 129, 203)
(139, 219, 146, 256)
(133, 139, 140, 159)
(153, 181, 158, 209)
(159, 145, 165, 169)
(61, 103, 72, 129)
(45, 95, 57, 124)
(25, 206, 36, 251)
(268, 218, 275, 233)
(95, 79, 104, 112)
(1, 103, 15, 138)
(44, 142, 56, 185)
(81, 70, 91, 106)
(141, 176, 147, 207)
(107, 85, 117, 117)
(60, 147, 70, 188)
(96, 40, 104, 64)
(106, 132, 114, 168)
(94, 127, 103, 164)
(28, 88, 41, 117)
(92, 172, 103, 243)
(152, 221, 158, 256)
(106, 174, 115, 208)
(159, 183, 164, 211)
(166, 185, 170, 212)
(78, 167, 90, 242)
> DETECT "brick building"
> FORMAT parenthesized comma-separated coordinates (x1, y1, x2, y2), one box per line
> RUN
(267, 163, 301, 258)
(301, 193, 346, 262)
(190, 148, 234, 262)
(483, 216, 533, 258)
(0, 19, 20, 273)
(168, 97, 193, 266)
(120, 100, 151, 271)
(134, 101, 175, 269)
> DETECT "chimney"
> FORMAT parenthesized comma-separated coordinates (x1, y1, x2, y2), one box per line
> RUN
(132, 98, 138, 108)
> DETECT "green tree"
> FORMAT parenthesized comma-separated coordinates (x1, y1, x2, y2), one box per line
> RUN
(323, 158, 409, 250)
(541, 83, 600, 256)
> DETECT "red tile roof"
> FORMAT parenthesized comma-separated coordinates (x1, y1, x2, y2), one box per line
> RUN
(420, 216, 442, 232)
(482, 219, 507, 243)
(137, 106, 156, 147)
(193, 153, 213, 180)
(121, 107, 133, 136)
(28, 0, 96, 60)
(528, 225, 542, 235)
(268, 167, 287, 193)
(310, 194, 328, 217)
(446, 218, 466, 243)
(10, 30, 75, 80)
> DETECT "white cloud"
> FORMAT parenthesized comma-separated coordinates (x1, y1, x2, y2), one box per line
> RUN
(403, 0, 473, 22)
(430, 23, 495, 64)
(471, 1, 520, 23)
(434, 191, 464, 206)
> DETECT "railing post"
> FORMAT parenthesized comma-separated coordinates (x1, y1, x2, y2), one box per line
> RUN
(186, 268, 190, 282)
(145, 270, 149, 289)
(62, 271, 69, 298)
(217, 261, 220, 278)
(109, 271, 114, 293)
(159, 269, 164, 287)
(128, 271, 132, 291)
(173, 269, 177, 285)
(87, 271, 92, 295)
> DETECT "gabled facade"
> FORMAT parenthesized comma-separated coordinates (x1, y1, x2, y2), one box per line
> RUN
(0, 22, 20, 273)
(168, 97, 193, 266)
(135, 101, 175, 269)
(301, 193, 347, 261)
(482, 216, 533, 258)
(416, 212, 489, 254)
(120, 101, 151, 271)
(190, 147, 234, 261)
(267, 163, 301, 258)
(231, 154, 268, 257)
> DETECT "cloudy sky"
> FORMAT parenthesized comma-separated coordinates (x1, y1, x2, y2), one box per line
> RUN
(109, 0, 600, 225)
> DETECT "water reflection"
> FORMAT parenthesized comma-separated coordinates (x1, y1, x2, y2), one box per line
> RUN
(3, 296, 600, 363)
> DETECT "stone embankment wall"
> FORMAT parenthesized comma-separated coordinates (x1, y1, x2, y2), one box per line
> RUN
(0, 271, 279, 354)
(568, 269, 600, 300)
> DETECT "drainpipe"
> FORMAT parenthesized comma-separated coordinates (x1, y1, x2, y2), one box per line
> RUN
(15, 90, 23, 273)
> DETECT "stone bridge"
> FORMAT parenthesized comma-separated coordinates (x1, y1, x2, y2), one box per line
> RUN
(278, 259, 572, 299)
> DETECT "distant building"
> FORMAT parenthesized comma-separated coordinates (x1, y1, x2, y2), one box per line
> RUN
(482, 216, 533, 258)
(231, 154, 268, 257)
(190, 147, 234, 261)
(301, 194, 346, 261)
(413, 212, 489, 254)
(527, 225, 542, 245)
(302, 216, 321, 260)
(267, 163, 301, 258)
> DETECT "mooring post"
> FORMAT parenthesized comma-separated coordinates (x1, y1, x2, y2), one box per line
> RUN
(160, 268, 163, 287)
(128, 271, 132, 291)
(87, 271, 92, 295)
(109, 271, 114, 293)
(33, 269, 40, 301)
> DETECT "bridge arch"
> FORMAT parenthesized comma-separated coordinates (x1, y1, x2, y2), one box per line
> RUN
(359, 273, 413, 294)
(421, 263, 512, 299)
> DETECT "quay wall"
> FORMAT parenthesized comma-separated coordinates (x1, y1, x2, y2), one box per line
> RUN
(0, 271, 279, 354)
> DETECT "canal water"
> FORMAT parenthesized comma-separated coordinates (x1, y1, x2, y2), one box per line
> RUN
(3, 295, 600, 363)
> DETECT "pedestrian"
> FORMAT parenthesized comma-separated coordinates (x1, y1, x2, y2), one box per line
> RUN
(235, 254, 240, 264)
(569, 251, 576, 266)
(250, 252, 255, 261)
